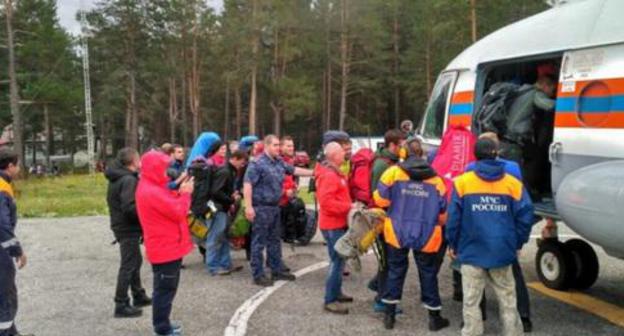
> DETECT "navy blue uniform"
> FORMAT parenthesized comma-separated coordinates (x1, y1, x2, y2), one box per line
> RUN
(244, 153, 294, 279)
(0, 172, 21, 336)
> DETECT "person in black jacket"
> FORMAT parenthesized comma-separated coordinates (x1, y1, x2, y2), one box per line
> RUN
(105, 148, 151, 318)
(205, 150, 248, 275)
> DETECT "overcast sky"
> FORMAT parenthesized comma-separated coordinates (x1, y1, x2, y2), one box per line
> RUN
(57, 0, 224, 35)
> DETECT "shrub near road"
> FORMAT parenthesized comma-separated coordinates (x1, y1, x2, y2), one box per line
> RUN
(15, 174, 108, 218)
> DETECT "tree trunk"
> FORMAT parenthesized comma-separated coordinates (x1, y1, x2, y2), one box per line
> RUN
(271, 23, 281, 136)
(224, 77, 230, 140)
(168, 78, 178, 143)
(470, 0, 477, 43)
(44, 104, 52, 168)
(32, 131, 36, 167)
(321, 70, 327, 131)
(249, 0, 259, 135)
(99, 114, 107, 160)
(5, 0, 23, 168)
(392, 2, 400, 128)
(325, 5, 332, 131)
(338, 0, 349, 131)
(425, 36, 432, 95)
(235, 85, 242, 139)
(125, 71, 139, 149)
(271, 103, 281, 137)
(181, 71, 189, 146)
(189, 18, 201, 139)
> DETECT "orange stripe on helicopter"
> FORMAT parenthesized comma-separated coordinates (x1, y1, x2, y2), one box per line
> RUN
(558, 78, 624, 97)
(451, 91, 474, 104)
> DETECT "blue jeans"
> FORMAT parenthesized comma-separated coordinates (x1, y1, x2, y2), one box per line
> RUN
(205, 212, 232, 274)
(322, 229, 346, 305)
(250, 206, 283, 279)
(382, 243, 442, 310)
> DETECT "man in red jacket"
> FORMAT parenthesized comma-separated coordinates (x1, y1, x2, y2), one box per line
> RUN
(315, 142, 353, 315)
(279, 136, 298, 245)
(136, 150, 195, 336)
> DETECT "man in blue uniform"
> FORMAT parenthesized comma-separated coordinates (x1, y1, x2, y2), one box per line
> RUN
(243, 135, 313, 287)
(0, 149, 32, 336)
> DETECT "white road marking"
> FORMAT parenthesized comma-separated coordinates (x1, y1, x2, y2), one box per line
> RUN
(224, 234, 583, 336)
(224, 261, 329, 336)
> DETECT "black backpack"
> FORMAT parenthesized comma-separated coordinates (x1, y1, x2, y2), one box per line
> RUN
(188, 159, 215, 218)
(473, 82, 532, 135)
(280, 197, 318, 245)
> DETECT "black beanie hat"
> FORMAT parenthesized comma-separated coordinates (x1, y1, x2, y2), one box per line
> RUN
(474, 138, 498, 161)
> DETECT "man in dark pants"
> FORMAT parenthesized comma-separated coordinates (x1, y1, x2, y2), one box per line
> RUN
(105, 148, 151, 318)
(206, 150, 248, 275)
(243, 135, 313, 287)
(0, 150, 33, 336)
(369, 129, 405, 313)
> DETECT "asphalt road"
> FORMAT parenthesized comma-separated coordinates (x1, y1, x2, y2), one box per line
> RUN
(12, 216, 624, 336)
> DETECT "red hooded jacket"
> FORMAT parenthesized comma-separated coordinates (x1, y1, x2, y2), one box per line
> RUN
(136, 150, 193, 264)
(315, 161, 352, 230)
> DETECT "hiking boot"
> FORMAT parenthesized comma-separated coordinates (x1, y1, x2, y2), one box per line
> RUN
(133, 292, 152, 307)
(272, 272, 296, 281)
(216, 269, 232, 276)
(155, 322, 182, 336)
(522, 317, 533, 333)
(114, 302, 142, 318)
(337, 294, 353, 303)
(452, 290, 463, 302)
(384, 304, 396, 330)
(253, 276, 274, 287)
(428, 310, 450, 332)
(367, 275, 379, 292)
(324, 302, 349, 315)
(373, 301, 403, 315)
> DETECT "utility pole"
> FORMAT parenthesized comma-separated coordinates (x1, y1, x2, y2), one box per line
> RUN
(80, 5, 95, 174)
(4, 0, 23, 168)
(470, 0, 477, 43)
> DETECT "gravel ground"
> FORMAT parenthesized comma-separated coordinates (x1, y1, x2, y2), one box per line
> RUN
(11, 216, 624, 336)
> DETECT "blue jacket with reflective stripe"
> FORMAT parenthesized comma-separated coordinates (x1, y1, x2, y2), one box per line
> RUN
(445, 160, 534, 269)
(0, 172, 21, 257)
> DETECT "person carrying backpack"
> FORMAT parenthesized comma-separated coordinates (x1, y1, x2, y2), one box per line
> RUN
(186, 132, 222, 219)
(373, 137, 450, 332)
(368, 129, 406, 313)
(206, 150, 248, 276)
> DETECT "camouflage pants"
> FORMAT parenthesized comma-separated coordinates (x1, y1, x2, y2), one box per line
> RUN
(250, 206, 283, 279)
(461, 264, 522, 336)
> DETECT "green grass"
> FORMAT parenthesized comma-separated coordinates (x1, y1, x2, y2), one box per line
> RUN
(11, 174, 315, 219)
(298, 187, 315, 205)
(14, 174, 108, 218)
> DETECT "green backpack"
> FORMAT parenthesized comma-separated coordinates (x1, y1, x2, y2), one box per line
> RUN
(230, 203, 251, 238)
